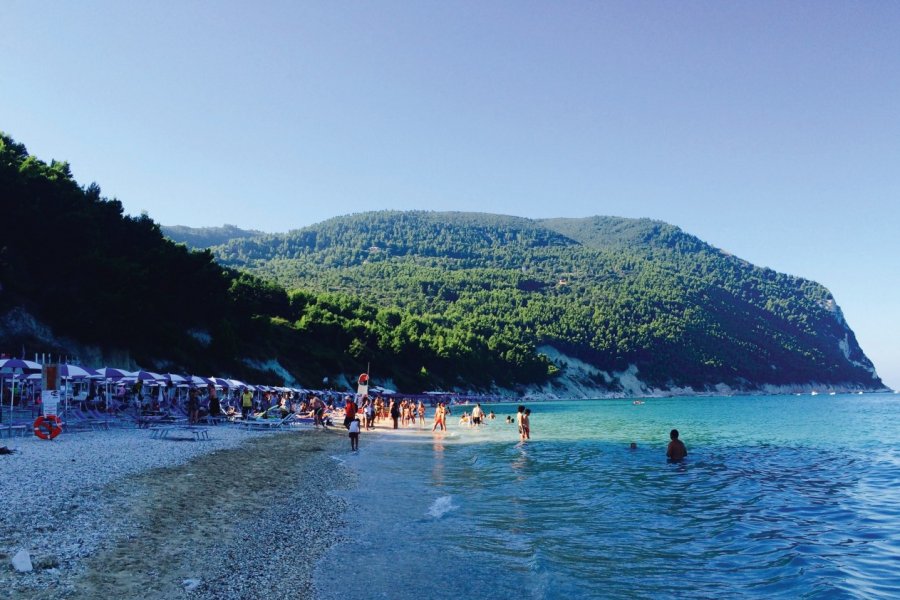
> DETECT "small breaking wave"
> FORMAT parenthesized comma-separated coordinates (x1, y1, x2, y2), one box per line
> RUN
(427, 495, 457, 518)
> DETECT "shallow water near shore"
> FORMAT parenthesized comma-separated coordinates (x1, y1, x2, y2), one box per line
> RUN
(315, 394, 900, 599)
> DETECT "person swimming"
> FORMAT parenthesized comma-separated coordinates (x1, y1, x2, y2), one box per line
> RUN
(666, 429, 687, 462)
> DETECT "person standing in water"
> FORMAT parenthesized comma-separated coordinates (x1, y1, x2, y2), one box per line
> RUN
(522, 408, 531, 440)
(432, 402, 446, 432)
(666, 429, 688, 462)
(516, 405, 526, 441)
(471, 403, 484, 426)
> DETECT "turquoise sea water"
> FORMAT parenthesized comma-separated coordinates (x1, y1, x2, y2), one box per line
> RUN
(314, 395, 900, 599)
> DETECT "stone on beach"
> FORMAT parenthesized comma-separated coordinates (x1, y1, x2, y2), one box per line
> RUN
(12, 549, 33, 572)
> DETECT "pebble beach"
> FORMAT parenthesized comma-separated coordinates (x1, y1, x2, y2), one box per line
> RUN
(0, 426, 352, 599)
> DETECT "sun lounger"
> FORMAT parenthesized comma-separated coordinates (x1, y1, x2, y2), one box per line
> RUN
(149, 425, 211, 441)
(63, 409, 112, 432)
(238, 412, 300, 430)
(197, 414, 228, 426)
(0, 424, 29, 438)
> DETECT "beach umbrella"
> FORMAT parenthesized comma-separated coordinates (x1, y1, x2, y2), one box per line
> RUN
(0, 358, 42, 371)
(187, 375, 211, 387)
(133, 371, 162, 399)
(58, 364, 96, 378)
(91, 368, 130, 412)
(160, 374, 187, 406)
(58, 365, 98, 417)
(95, 367, 131, 379)
(1, 359, 41, 423)
(134, 370, 163, 382)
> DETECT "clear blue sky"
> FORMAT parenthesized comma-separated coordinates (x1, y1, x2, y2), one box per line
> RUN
(3, 1, 898, 389)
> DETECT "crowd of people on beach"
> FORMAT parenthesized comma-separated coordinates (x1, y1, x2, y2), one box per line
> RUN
(3, 362, 690, 461)
(335, 398, 688, 461)
(329, 395, 542, 451)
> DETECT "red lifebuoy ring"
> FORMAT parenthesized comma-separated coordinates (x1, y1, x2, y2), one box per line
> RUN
(358, 373, 369, 385)
(33, 415, 63, 440)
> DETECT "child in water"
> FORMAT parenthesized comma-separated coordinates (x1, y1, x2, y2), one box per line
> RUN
(666, 429, 687, 462)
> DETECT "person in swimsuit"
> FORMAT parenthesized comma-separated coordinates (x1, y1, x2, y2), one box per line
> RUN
(432, 402, 446, 432)
(516, 405, 526, 441)
(666, 429, 688, 462)
(471, 403, 484, 426)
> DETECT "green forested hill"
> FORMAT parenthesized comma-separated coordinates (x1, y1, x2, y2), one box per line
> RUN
(161, 224, 264, 249)
(0, 132, 884, 393)
(212, 210, 884, 391)
(0, 135, 537, 390)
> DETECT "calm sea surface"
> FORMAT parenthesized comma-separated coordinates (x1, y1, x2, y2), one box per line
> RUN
(314, 395, 900, 599)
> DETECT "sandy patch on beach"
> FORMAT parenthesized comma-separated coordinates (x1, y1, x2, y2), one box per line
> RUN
(11, 430, 350, 600)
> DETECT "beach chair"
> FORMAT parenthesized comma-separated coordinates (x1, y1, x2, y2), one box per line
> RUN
(66, 408, 113, 432)
(149, 424, 211, 441)
(197, 412, 228, 426)
(0, 423, 28, 438)
(86, 408, 114, 429)
(238, 412, 296, 430)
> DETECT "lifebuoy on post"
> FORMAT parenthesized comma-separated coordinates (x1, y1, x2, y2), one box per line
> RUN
(33, 415, 63, 440)
(358, 373, 369, 385)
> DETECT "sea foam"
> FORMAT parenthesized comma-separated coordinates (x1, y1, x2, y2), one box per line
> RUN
(427, 495, 456, 518)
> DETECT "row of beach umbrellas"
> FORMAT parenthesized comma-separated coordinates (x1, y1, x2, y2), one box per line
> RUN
(0, 358, 314, 421)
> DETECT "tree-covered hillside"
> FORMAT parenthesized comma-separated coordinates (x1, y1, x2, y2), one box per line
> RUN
(0, 134, 541, 391)
(1, 131, 884, 394)
(162, 224, 264, 249)
(213, 210, 884, 391)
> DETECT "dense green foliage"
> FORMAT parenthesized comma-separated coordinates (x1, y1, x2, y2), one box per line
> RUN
(0, 134, 536, 390)
(1, 131, 882, 392)
(161, 224, 264, 249)
(213, 211, 882, 390)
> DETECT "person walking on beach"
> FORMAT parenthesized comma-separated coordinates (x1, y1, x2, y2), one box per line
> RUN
(667, 429, 688, 462)
(208, 384, 221, 417)
(365, 398, 375, 431)
(311, 396, 324, 429)
(390, 397, 401, 429)
(349, 417, 361, 451)
(241, 387, 253, 420)
(344, 396, 358, 429)
(187, 388, 200, 424)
